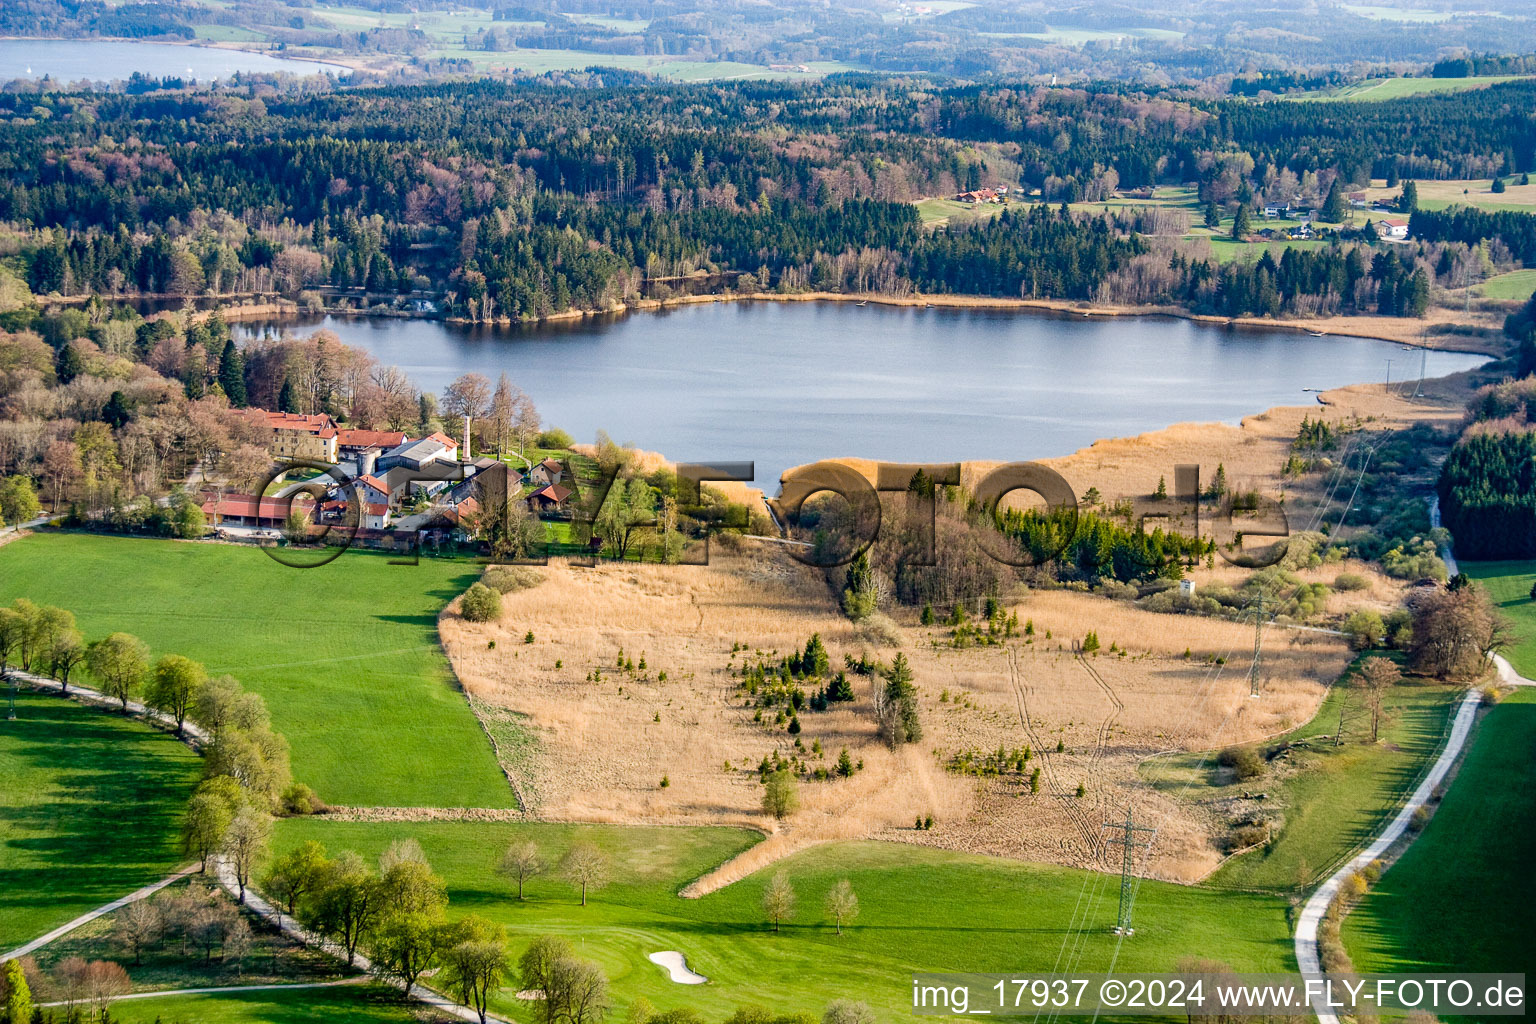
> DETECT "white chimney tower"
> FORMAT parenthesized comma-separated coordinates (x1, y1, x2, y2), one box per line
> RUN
(463, 415, 471, 460)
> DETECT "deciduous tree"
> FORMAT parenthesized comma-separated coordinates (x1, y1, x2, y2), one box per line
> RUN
(86, 631, 149, 710)
(762, 869, 796, 933)
(148, 654, 207, 737)
(824, 878, 859, 935)
(500, 840, 545, 899)
(559, 843, 610, 906)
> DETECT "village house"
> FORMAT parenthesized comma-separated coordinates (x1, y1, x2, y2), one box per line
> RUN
(336, 428, 407, 458)
(261, 411, 339, 464)
(201, 493, 292, 529)
(527, 482, 572, 514)
(1380, 218, 1410, 239)
(351, 474, 393, 507)
(527, 458, 565, 487)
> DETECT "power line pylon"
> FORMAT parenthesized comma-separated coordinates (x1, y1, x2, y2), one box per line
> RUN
(1102, 807, 1157, 935)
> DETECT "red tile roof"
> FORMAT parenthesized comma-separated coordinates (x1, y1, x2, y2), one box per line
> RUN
(530, 483, 571, 504)
(337, 429, 407, 449)
(539, 458, 563, 473)
(201, 494, 296, 521)
(261, 411, 337, 435)
(426, 431, 460, 451)
(354, 475, 391, 497)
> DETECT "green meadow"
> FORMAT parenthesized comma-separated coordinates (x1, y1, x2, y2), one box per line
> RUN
(0, 692, 200, 951)
(0, 533, 511, 809)
(1343, 688, 1536, 975)
(1480, 269, 1536, 301)
(104, 984, 425, 1024)
(1463, 562, 1536, 677)
(271, 819, 1296, 1022)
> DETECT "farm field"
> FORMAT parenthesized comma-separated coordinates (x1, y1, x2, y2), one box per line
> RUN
(1295, 74, 1533, 101)
(1359, 178, 1536, 213)
(914, 197, 1009, 226)
(269, 818, 1296, 1022)
(0, 691, 200, 952)
(0, 533, 512, 809)
(1479, 268, 1536, 301)
(104, 983, 436, 1024)
(1342, 687, 1536, 975)
(1200, 237, 1331, 264)
(1148, 669, 1461, 892)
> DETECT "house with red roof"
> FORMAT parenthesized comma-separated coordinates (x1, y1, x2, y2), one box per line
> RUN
(260, 410, 339, 464)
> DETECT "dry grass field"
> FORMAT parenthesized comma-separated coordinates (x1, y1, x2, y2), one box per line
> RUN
(442, 545, 1353, 887)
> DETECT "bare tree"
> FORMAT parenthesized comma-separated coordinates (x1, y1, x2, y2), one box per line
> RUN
(442, 373, 492, 436)
(500, 841, 545, 900)
(112, 900, 163, 965)
(222, 915, 253, 977)
(1357, 657, 1402, 743)
(559, 844, 610, 907)
(824, 878, 859, 936)
(1409, 585, 1506, 680)
(83, 960, 132, 1018)
(762, 869, 796, 933)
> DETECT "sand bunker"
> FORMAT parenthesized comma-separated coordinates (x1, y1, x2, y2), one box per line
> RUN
(648, 951, 707, 984)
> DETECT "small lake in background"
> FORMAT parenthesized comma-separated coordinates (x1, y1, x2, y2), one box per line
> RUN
(236, 302, 1488, 487)
(0, 40, 344, 83)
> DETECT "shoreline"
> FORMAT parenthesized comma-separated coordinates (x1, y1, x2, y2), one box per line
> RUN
(0, 36, 351, 76)
(221, 289, 1504, 357)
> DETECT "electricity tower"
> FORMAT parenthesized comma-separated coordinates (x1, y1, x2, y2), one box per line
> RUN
(1102, 807, 1157, 935)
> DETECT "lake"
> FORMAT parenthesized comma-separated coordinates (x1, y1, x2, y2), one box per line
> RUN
(0, 40, 343, 83)
(236, 302, 1487, 487)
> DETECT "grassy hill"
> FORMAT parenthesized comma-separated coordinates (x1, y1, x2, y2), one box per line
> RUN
(0, 533, 512, 809)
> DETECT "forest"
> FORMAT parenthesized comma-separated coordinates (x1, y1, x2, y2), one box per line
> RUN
(1, 75, 1532, 322)
(1437, 431, 1536, 561)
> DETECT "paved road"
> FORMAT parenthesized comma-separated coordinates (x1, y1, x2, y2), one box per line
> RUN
(37, 978, 365, 1007)
(1294, 496, 1530, 1023)
(9, 677, 512, 1023)
(212, 859, 513, 1024)
(1293, 686, 1483, 1024)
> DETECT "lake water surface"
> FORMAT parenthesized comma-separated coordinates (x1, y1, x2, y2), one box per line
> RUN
(1, 40, 343, 83)
(237, 302, 1487, 486)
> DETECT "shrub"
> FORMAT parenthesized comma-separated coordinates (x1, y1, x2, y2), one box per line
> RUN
(483, 566, 544, 593)
(1218, 745, 1265, 780)
(1334, 572, 1369, 592)
(537, 428, 574, 449)
(1227, 824, 1269, 851)
(280, 782, 324, 815)
(460, 582, 503, 622)
(1343, 609, 1385, 650)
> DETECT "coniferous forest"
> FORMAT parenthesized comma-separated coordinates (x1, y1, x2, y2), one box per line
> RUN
(0, 75, 1533, 321)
